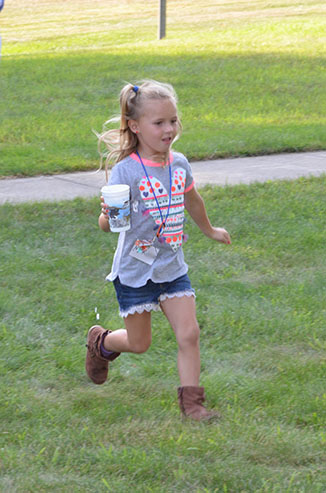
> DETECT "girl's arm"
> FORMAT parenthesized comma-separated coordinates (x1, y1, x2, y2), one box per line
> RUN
(98, 196, 110, 232)
(184, 187, 231, 244)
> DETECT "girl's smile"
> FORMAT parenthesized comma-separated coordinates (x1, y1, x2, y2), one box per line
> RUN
(129, 99, 179, 161)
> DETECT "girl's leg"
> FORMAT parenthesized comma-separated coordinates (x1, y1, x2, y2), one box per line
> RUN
(160, 295, 220, 421)
(85, 311, 152, 385)
(160, 295, 200, 386)
(103, 310, 152, 354)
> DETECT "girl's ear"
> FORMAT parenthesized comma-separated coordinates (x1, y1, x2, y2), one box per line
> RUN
(128, 119, 139, 134)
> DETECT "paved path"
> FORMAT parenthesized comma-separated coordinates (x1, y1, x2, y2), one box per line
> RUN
(0, 151, 325, 205)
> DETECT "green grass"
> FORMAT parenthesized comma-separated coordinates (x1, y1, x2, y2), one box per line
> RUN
(1, 176, 326, 491)
(1, 0, 326, 176)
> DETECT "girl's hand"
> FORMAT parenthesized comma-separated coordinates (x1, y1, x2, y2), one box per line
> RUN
(99, 196, 111, 232)
(100, 196, 110, 217)
(209, 227, 231, 245)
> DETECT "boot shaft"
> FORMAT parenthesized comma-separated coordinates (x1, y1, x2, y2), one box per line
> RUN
(177, 386, 221, 421)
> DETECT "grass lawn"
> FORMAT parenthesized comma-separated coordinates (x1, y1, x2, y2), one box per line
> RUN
(1, 0, 326, 176)
(1, 176, 326, 491)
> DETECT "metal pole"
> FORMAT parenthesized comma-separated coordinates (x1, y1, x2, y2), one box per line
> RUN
(158, 0, 166, 39)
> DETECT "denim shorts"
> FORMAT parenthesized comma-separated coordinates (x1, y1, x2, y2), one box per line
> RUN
(113, 273, 195, 318)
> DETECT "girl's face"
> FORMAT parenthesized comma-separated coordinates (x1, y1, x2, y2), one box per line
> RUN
(130, 98, 179, 161)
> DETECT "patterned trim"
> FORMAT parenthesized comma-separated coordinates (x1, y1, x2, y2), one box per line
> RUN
(159, 290, 196, 303)
(119, 290, 196, 317)
(119, 302, 161, 318)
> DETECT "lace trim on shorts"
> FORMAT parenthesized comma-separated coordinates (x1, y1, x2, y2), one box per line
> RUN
(119, 302, 161, 318)
(159, 290, 196, 303)
(118, 290, 195, 317)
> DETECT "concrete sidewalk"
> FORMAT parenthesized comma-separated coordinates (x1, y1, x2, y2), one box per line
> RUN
(0, 151, 325, 205)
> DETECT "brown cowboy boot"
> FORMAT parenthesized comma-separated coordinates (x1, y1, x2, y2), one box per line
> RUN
(85, 325, 120, 384)
(177, 386, 221, 421)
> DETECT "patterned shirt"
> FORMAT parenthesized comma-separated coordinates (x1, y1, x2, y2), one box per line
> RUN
(106, 151, 194, 287)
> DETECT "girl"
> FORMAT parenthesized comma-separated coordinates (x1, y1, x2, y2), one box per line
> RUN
(86, 80, 231, 421)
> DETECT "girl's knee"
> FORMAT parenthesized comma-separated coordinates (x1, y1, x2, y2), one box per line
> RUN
(124, 312, 152, 354)
(177, 322, 200, 348)
(130, 336, 152, 354)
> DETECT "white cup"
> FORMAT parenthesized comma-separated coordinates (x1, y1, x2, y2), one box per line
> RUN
(101, 184, 131, 232)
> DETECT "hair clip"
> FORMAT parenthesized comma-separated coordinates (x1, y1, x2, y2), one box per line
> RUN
(133, 86, 139, 94)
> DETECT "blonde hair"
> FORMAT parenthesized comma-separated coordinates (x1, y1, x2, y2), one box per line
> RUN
(97, 80, 181, 179)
